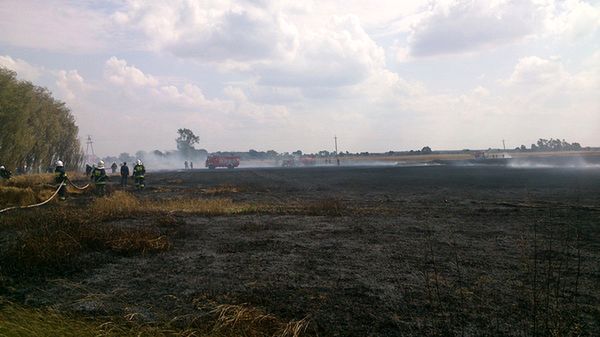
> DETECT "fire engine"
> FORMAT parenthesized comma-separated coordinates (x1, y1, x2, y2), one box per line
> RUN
(281, 155, 317, 167)
(205, 155, 240, 169)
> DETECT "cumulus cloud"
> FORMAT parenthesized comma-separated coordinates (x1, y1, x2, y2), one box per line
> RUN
(0, 0, 113, 52)
(55, 70, 86, 102)
(0, 55, 43, 81)
(115, 2, 385, 90)
(114, 0, 298, 62)
(258, 15, 385, 88)
(505, 56, 568, 85)
(104, 57, 159, 87)
(541, 0, 600, 40)
(52, 56, 290, 154)
(406, 0, 542, 57)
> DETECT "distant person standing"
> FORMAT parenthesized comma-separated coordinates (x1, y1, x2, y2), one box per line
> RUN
(91, 160, 109, 196)
(190, 162, 193, 170)
(133, 159, 146, 190)
(184, 161, 188, 170)
(54, 160, 68, 201)
(120, 162, 130, 187)
(111, 162, 118, 174)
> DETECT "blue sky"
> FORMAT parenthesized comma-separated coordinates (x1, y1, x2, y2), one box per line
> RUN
(1, 0, 599, 156)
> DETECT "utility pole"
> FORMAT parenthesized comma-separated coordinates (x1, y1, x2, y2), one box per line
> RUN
(502, 139, 506, 151)
(85, 135, 96, 165)
(334, 135, 340, 166)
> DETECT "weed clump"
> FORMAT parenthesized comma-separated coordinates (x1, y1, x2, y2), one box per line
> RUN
(212, 303, 311, 337)
(0, 210, 171, 277)
(0, 186, 37, 206)
(0, 302, 100, 337)
(92, 191, 141, 217)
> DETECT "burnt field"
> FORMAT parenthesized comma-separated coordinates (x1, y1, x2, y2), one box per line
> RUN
(1, 165, 600, 336)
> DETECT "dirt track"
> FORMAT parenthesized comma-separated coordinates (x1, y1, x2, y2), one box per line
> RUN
(9, 166, 600, 336)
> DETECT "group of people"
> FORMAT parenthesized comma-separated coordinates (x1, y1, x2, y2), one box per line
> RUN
(53, 159, 146, 200)
(0, 159, 146, 202)
(184, 161, 194, 170)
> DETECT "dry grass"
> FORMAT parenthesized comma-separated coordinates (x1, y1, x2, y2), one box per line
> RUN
(0, 210, 171, 276)
(212, 304, 311, 337)
(91, 191, 141, 217)
(0, 186, 37, 206)
(0, 301, 100, 337)
(91, 191, 260, 218)
(0, 173, 80, 207)
(201, 184, 242, 195)
(1, 173, 54, 188)
(0, 301, 312, 337)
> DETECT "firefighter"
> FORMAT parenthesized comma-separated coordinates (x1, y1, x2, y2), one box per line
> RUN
(190, 161, 193, 170)
(184, 161, 188, 170)
(133, 159, 145, 190)
(120, 162, 130, 187)
(85, 164, 93, 176)
(0, 165, 12, 180)
(91, 160, 109, 196)
(54, 160, 68, 201)
(111, 162, 118, 174)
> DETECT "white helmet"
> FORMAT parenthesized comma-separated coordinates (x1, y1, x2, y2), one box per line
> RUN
(56, 160, 64, 167)
(0, 166, 4, 170)
(97, 160, 105, 169)
(136, 159, 142, 165)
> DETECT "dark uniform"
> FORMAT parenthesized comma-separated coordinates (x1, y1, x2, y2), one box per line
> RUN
(85, 164, 93, 175)
(0, 166, 12, 180)
(91, 166, 109, 196)
(54, 165, 68, 200)
(133, 162, 146, 189)
(120, 162, 130, 187)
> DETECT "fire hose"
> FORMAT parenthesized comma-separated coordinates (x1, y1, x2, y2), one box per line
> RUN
(0, 182, 66, 214)
(0, 179, 90, 214)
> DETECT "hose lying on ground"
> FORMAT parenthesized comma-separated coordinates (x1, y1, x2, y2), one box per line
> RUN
(68, 179, 90, 190)
(0, 182, 65, 214)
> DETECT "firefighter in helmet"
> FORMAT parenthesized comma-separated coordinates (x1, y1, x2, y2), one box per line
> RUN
(91, 160, 109, 196)
(54, 160, 68, 201)
(0, 165, 12, 180)
(133, 159, 146, 190)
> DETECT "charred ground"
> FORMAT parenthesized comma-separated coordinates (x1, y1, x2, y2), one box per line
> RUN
(1, 165, 599, 336)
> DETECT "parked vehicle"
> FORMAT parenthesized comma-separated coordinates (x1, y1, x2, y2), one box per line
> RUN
(205, 155, 240, 169)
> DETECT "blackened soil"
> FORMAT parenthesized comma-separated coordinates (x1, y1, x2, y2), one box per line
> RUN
(11, 166, 600, 336)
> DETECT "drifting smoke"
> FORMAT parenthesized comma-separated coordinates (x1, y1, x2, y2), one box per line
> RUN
(507, 156, 600, 169)
(141, 153, 208, 171)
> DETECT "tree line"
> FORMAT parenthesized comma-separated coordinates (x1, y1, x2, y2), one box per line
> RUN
(0, 68, 83, 172)
(516, 138, 584, 152)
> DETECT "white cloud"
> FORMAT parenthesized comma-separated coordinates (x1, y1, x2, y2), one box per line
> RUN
(505, 56, 568, 85)
(104, 57, 159, 87)
(541, 0, 600, 40)
(0, 0, 112, 52)
(0, 55, 43, 81)
(114, 0, 298, 62)
(55, 70, 86, 102)
(257, 15, 385, 88)
(406, 0, 543, 57)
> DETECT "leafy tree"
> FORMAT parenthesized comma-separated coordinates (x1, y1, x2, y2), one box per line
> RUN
(421, 146, 432, 154)
(176, 128, 200, 158)
(118, 152, 132, 164)
(0, 67, 83, 171)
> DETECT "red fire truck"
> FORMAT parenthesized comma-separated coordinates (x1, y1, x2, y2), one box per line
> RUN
(205, 155, 240, 169)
